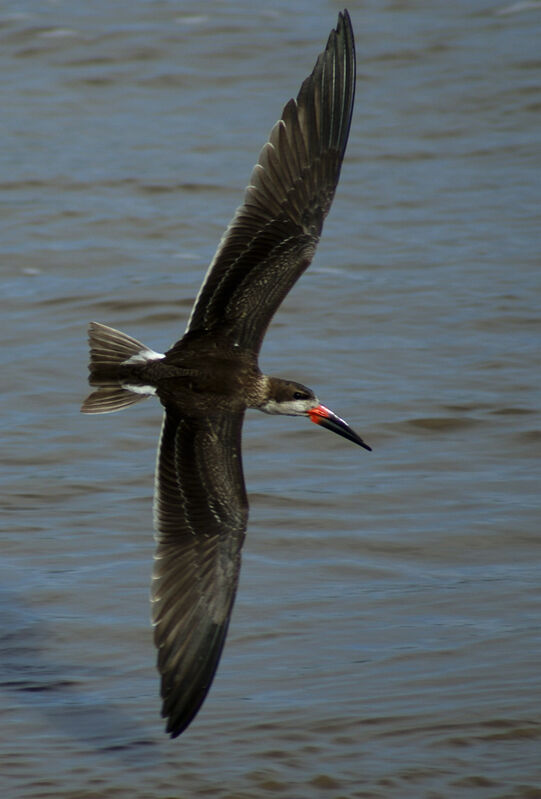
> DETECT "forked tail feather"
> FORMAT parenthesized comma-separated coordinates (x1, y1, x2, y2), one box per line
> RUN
(81, 322, 164, 414)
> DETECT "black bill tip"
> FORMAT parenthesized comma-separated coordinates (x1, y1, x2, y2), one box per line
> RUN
(308, 405, 371, 451)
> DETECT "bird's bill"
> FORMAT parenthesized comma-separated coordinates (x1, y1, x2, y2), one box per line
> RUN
(308, 404, 371, 451)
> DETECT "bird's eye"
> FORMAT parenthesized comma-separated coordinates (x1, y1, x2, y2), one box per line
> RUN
(293, 391, 307, 400)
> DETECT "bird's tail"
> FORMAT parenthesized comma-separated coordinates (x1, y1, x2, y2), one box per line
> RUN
(81, 322, 164, 415)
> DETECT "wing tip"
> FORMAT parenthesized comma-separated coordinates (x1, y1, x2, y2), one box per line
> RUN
(183, 10, 356, 346)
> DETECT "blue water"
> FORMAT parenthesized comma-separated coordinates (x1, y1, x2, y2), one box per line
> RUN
(1, 1, 540, 797)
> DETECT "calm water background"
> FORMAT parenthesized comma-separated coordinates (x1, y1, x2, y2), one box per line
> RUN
(2, 1, 540, 797)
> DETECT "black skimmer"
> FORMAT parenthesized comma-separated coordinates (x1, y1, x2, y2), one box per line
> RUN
(82, 9, 369, 737)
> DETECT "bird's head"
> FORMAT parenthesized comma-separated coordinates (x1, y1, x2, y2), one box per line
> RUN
(259, 378, 371, 451)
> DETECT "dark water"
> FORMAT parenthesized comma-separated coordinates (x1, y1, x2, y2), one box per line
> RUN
(2, 1, 541, 797)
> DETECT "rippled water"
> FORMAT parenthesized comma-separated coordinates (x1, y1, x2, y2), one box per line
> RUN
(2, 1, 540, 797)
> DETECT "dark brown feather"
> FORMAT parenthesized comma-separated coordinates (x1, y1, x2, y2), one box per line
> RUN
(185, 11, 355, 353)
(152, 409, 247, 736)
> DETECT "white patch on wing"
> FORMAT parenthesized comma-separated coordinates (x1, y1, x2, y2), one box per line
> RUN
(122, 349, 165, 365)
(121, 383, 157, 396)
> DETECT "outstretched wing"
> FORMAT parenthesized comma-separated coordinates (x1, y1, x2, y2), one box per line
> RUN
(151, 408, 248, 737)
(185, 10, 356, 353)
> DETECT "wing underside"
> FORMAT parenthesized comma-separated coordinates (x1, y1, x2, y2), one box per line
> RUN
(151, 409, 248, 737)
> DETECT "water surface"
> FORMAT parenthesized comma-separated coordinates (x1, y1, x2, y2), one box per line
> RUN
(2, 1, 540, 797)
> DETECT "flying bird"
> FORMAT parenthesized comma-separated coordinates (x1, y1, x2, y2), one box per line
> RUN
(82, 9, 369, 737)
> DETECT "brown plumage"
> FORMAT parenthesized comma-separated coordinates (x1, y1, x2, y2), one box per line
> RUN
(82, 10, 369, 737)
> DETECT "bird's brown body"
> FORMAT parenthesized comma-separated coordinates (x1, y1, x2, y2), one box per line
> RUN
(132, 337, 263, 415)
(82, 10, 369, 737)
